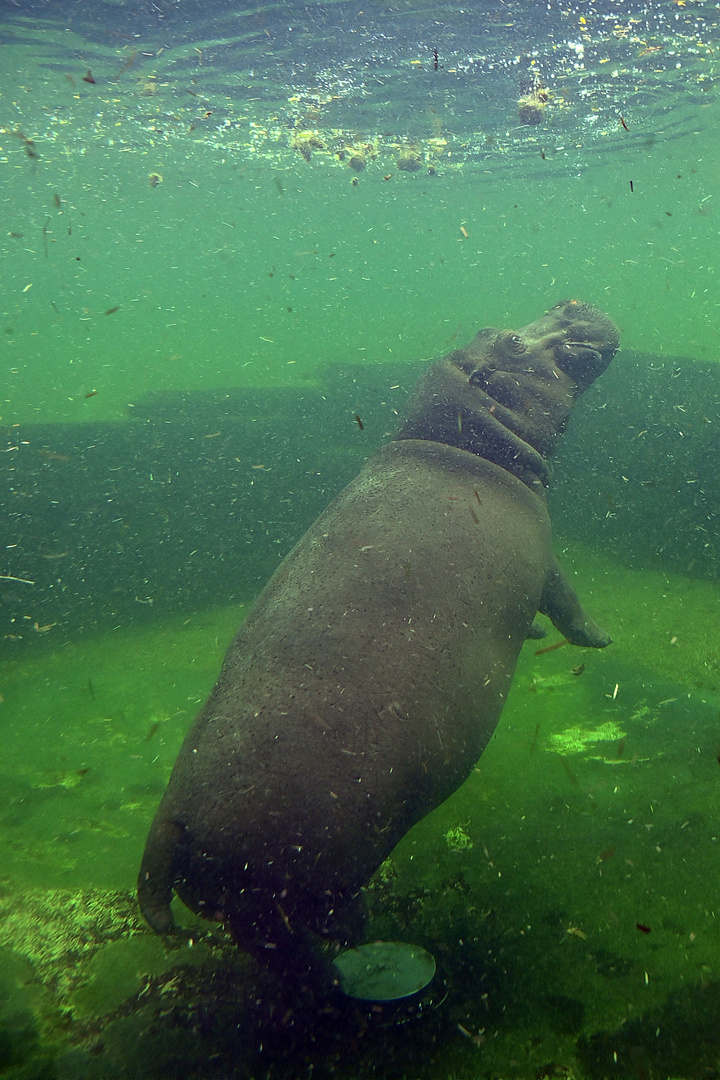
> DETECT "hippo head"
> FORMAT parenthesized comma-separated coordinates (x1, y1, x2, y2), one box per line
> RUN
(397, 300, 619, 488)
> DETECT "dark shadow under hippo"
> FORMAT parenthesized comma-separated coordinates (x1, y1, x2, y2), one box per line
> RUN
(138, 299, 619, 986)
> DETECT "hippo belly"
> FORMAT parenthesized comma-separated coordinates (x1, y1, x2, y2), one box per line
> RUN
(138, 439, 553, 964)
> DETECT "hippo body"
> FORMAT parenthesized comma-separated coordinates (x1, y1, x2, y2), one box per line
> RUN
(138, 300, 619, 980)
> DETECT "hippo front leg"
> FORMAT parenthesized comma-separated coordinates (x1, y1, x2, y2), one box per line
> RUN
(538, 556, 612, 648)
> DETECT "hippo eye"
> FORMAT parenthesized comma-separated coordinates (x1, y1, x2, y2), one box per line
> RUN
(493, 330, 527, 358)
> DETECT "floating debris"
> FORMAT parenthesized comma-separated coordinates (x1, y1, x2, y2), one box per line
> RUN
(518, 75, 550, 125)
(293, 132, 324, 161)
(535, 638, 569, 656)
(397, 148, 423, 172)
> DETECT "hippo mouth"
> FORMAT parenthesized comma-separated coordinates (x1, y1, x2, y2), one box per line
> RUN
(555, 340, 603, 362)
(553, 339, 609, 386)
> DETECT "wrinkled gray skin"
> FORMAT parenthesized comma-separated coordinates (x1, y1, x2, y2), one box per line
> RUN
(138, 300, 619, 983)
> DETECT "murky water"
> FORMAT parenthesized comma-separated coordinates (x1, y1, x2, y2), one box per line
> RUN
(2, 1, 720, 1077)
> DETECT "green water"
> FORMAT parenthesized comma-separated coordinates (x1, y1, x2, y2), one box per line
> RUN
(3, 25, 720, 427)
(4, 3, 720, 1077)
(4, 550, 720, 1077)
(6, 132, 720, 426)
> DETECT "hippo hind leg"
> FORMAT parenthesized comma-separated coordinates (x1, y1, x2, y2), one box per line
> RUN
(137, 817, 189, 934)
(228, 887, 367, 988)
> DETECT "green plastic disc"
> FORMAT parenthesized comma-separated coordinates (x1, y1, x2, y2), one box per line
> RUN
(333, 941, 436, 1001)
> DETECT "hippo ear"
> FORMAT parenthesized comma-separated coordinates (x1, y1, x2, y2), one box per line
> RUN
(470, 326, 499, 348)
(462, 326, 499, 363)
(451, 326, 499, 379)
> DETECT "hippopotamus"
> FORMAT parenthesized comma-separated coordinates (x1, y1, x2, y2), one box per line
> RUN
(138, 299, 619, 985)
